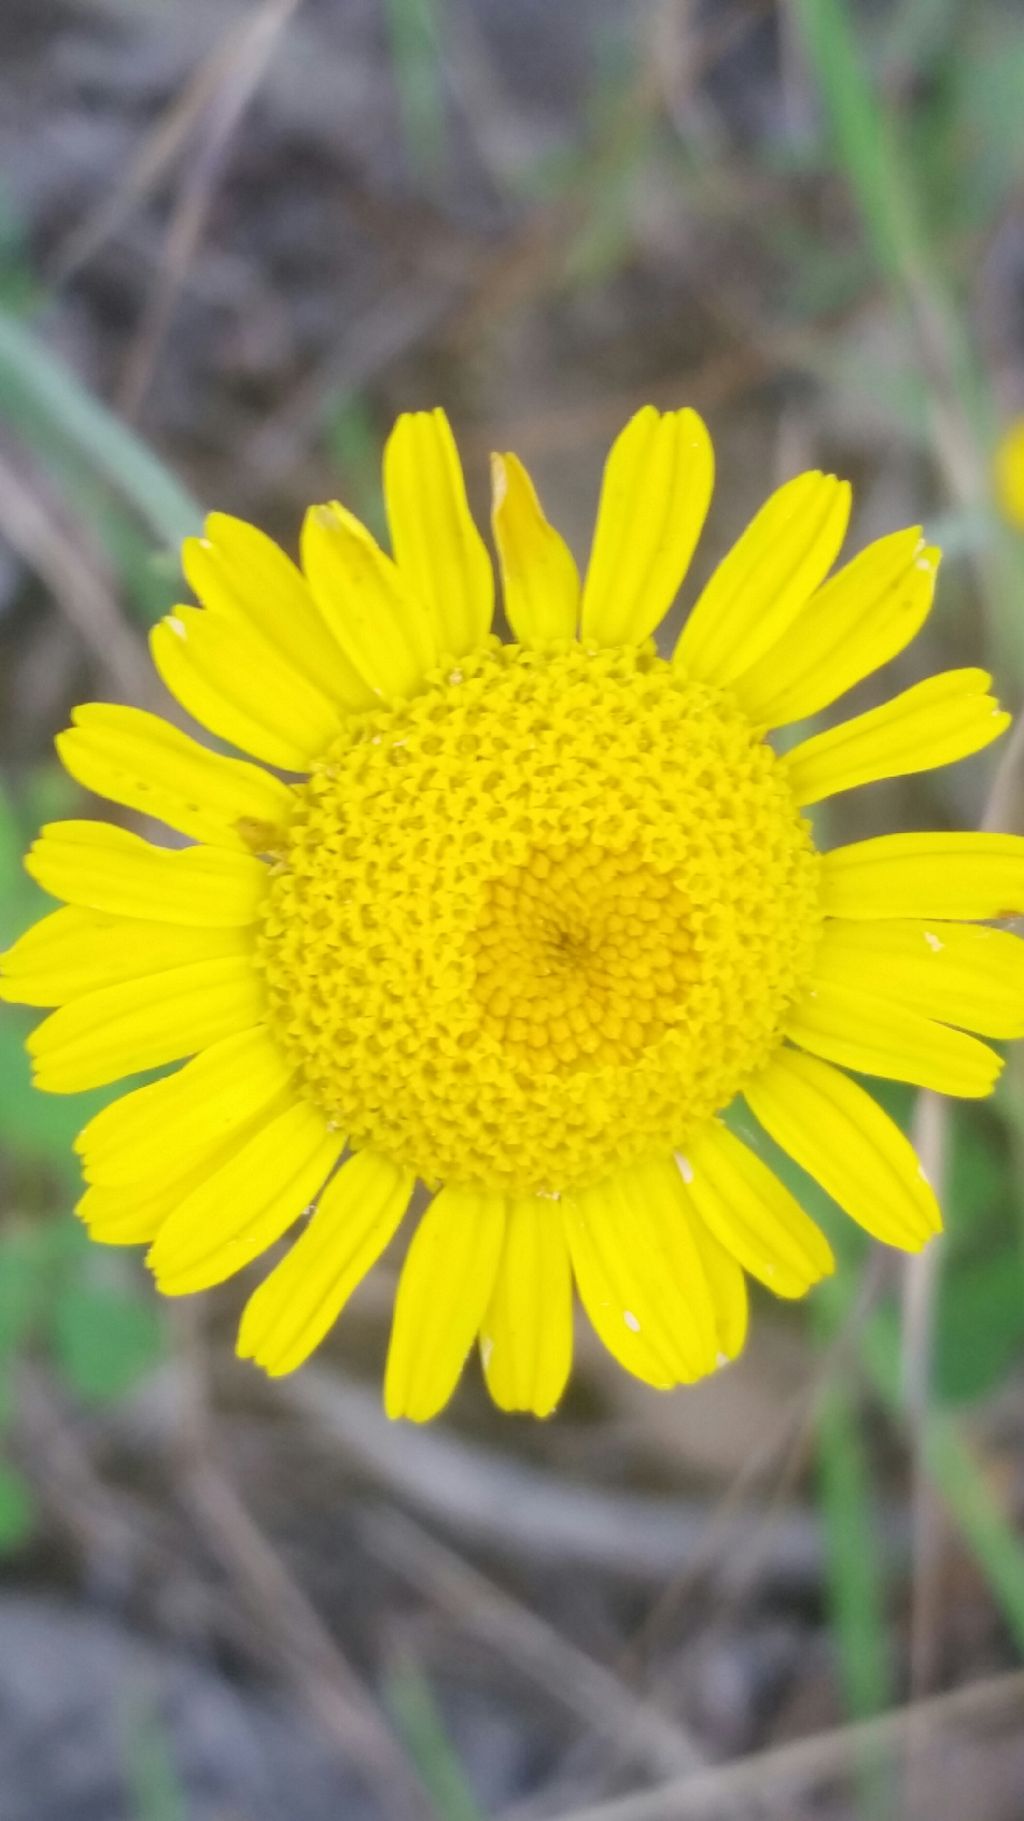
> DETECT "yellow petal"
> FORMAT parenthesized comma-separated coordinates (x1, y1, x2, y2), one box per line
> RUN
(786, 978, 1002, 1097)
(814, 918, 1024, 1039)
(77, 1152, 227, 1245)
(151, 608, 345, 771)
(384, 1186, 506, 1422)
(731, 531, 939, 728)
(300, 502, 438, 696)
(238, 1151, 413, 1377)
(75, 1094, 280, 1244)
(677, 1123, 834, 1299)
(148, 1101, 342, 1295)
(674, 470, 851, 684)
(384, 408, 493, 659)
(688, 1219, 749, 1360)
(480, 1195, 573, 1416)
(822, 832, 1024, 920)
(564, 1156, 718, 1388)
(27, 957, 264, 1092)
(782, 669, 1009, 807)
(25, 822, 267, 926)
(745, 1048, 941, 1250)
(76, 1027, 293, 1186)
(580, 407, 713, 647)
(183, 513, 374, 709)
(490, 453, 579, 646)
(56, 704, 294, 849)
(0, 906, 250, 1006)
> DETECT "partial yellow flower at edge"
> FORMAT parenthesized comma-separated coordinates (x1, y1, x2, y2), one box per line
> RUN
(4, 402, 1024, 1424)
(994, 417, 1024, 528)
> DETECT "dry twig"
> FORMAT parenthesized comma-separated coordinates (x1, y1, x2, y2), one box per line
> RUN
(117, 0, 301, 421)
(548, 1666, 1024, 1821)
(364, 1506, 706, 1785)
(0, 448, 152, 700)
(271, 1368, 829, 1588)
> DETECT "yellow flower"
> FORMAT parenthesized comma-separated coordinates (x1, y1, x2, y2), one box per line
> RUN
(4, 407, 1023, 1421)
(994, 418, 1024, 528)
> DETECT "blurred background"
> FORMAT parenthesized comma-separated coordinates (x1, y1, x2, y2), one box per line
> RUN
(3, 1, 1024, 1816)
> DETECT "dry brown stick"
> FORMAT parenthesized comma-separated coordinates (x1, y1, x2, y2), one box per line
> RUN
(548, 1666, 1024, 1821)
(902, 1095, 951, 1708)
(0, 447, 152, 700)
(270, 1367, 829, 1587)
(183, 1460, 427, 1817)
(243, 282, 466, 484)
(48, 21, 251, 284)
(117, 0, 301, 422)
(624, 1249, 891, 1674)
(164, 1308, 426, 1820)
(508, 1258, 894, 1821)
(20, 1352, 414, 1787)
(899, 707, 1024, 1800)
(363, 1506, 706, 1785)
(901, 1097, 952, 1821)
(62, 0, 380, 154)
(15, 1366, 166, 1571)
(979, 703, 1024, 840)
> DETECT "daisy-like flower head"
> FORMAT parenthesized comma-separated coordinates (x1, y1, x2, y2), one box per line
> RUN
(6, 407, 1024, 1421)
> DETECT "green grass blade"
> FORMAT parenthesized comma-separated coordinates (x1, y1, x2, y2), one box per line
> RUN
(788, 0, 914, 284)
(120, 1699, 187, 1821)
(788, 0, 987, 430)
(381, 0, 448, 189)
(820, 1276, 1024, 1656)
(0, 308, 202, 549)
(816, 1376, 893, 1719)
(386, 1657, 486, 1821)
(815, 1284, 895, 1817)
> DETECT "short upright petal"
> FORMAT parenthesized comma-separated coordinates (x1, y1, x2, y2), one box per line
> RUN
(239, 1151, 414, 1376)
(745, 1048, 941, 1251)
(491, 453, 579, 646)
(384, 409, 494, 658)
(385, 1186, 506, 1422)
(675, 470, 850, 684)
(782, 669, 1009, 807)
(580, 407, 713, 647)
(480, 1195, 573, 1416)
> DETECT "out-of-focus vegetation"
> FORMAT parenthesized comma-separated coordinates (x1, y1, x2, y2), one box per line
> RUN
(3, 2, 1024, 1816)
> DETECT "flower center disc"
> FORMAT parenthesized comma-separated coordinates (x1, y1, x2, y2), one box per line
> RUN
(258, 644, 821, 1192)
(472, 841, 700, 1074)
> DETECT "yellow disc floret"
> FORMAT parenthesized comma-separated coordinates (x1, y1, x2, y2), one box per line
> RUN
(472, 841, 701, 1074)
(257, 643, 822, 1193)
